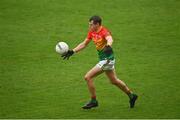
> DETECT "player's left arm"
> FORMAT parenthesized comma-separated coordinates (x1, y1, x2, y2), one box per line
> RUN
(103, 35, 114, 55)
(105, 35, 113, 46)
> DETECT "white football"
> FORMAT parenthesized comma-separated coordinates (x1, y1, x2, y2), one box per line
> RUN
(55, 42, 69, 55)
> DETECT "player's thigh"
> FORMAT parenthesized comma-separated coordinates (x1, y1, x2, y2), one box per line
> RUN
(85, 66, 104, 80)
(105, 69, 118, 81)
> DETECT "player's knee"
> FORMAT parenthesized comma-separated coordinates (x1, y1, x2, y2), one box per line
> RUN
(84, 75, 91, 81)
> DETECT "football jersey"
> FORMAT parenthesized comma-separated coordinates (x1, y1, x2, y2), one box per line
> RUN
(86, 26, 114, 60)
(86, 26, 111, 50)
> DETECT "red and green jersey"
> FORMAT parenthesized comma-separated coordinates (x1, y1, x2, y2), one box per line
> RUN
(86, 26, 114, 60)
(86, 26, 111, 50)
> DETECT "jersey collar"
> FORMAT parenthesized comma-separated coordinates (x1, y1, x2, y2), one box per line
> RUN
(96, 26, 103, 33)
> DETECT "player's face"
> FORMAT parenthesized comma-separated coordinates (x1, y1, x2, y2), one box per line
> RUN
(89, 20, 100, 32)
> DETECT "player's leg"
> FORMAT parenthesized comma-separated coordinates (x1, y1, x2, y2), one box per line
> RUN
(105, 69, 132, 94)
(84, 65, 103, 99)
(82, 65, 104, 109)
(105, 69, 138, 108)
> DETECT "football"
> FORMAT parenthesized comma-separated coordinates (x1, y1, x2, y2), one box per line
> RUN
(55, 42, 69, 55)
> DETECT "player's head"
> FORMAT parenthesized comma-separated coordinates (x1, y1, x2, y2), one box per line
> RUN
(89, 15, 102, 31)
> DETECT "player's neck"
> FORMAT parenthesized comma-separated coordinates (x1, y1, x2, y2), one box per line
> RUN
(95, 26, 102, 33)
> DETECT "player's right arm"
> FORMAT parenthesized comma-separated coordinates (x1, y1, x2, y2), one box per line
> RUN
(62, 32, 92, 60)
(61, 38, 91, 60)
(73, 38, 91, 53)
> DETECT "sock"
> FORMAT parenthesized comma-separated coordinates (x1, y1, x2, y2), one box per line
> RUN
(128, 93, 134, 99)
(91, 96, 97, 103)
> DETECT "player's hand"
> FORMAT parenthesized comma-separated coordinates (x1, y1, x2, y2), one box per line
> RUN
(103, 45, 113, 56)
(61, 50, 74, 60)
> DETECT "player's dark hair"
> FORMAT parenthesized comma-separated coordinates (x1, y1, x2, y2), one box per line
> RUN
(89, 15, 102, 25)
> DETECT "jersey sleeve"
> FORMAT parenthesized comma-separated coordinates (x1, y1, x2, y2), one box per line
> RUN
(86, 31, 92, 40)
(102, 28, 111, 38)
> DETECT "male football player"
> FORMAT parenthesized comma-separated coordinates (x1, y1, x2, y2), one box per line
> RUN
(62, 16, 138, 109)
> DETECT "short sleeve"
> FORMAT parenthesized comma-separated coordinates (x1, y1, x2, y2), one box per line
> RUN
(102, 28, 111, 38)
(86, 31, 92, 40)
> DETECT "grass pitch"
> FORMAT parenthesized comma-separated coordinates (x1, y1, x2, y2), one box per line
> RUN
(0, 0, 180, 118)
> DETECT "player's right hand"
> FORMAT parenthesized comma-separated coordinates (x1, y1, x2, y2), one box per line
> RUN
(61, 50, 74, 60)
(103, 45, 113, 56)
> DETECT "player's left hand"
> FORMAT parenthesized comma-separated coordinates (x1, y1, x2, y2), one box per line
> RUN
(61, 50, 74, 60)
(103, 45, 113, 56)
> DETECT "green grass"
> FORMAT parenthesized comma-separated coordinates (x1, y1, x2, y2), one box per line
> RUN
(0, 0, 180, 118)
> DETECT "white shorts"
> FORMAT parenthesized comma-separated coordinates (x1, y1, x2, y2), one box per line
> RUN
(96, 59, 115, 71)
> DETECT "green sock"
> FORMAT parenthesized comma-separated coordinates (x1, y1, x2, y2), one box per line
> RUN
(128, 93, 134, 99)
(91, 98, 97, 103)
